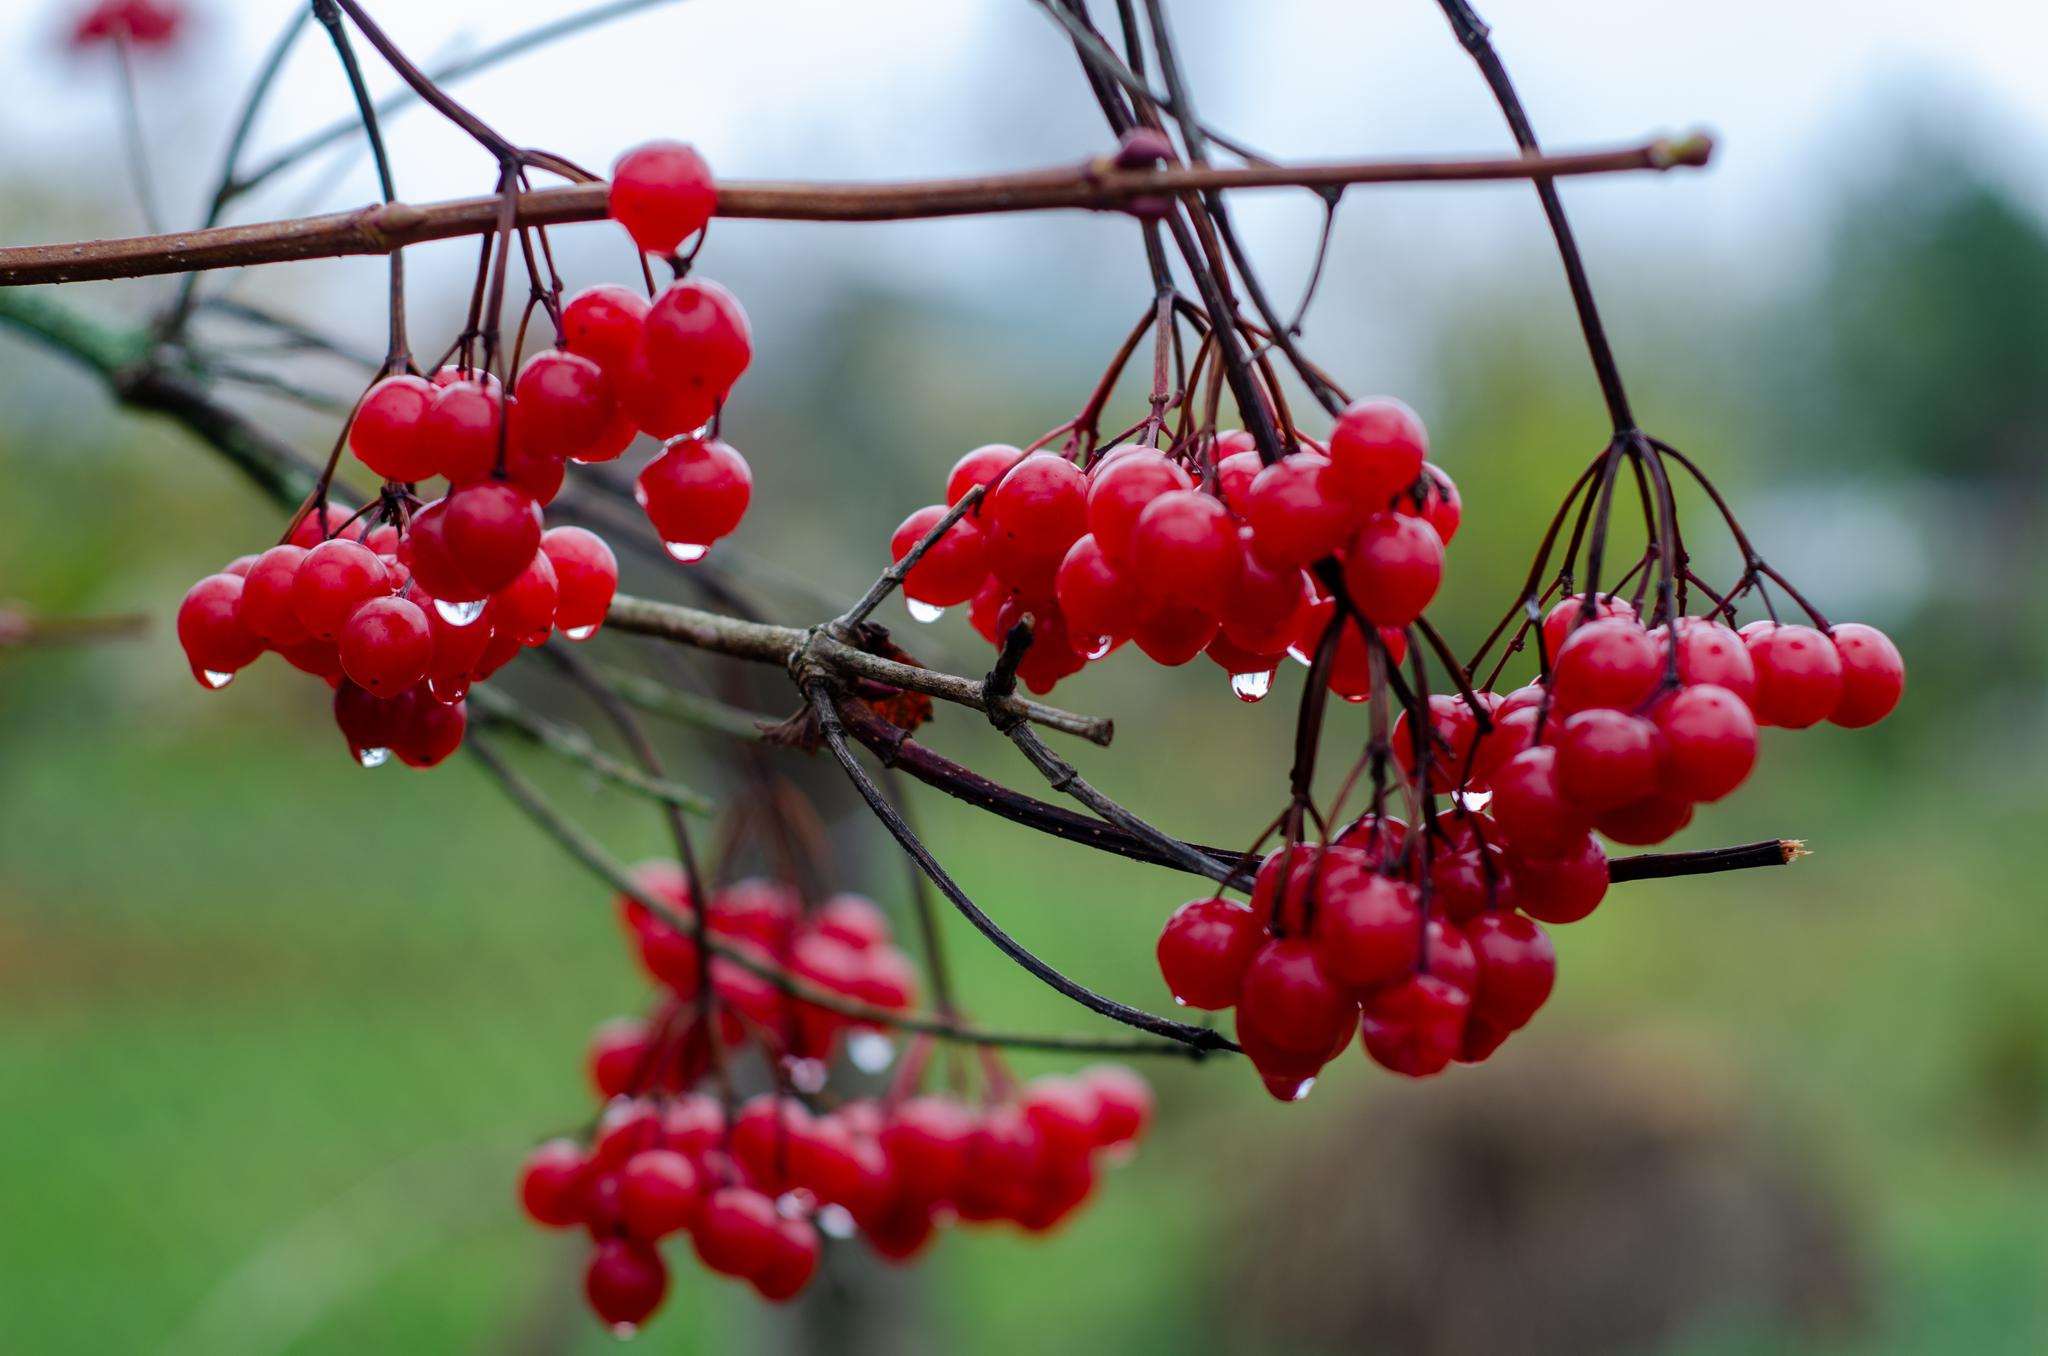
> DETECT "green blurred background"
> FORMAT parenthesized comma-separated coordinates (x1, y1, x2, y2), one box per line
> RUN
(4, 2, 2047, 1352)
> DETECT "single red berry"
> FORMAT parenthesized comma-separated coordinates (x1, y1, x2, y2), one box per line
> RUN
(442, 481, 543, 593)
(1221, 528, 1312, 655)
(421, 378, 505, 485)
(1326, 395, 1427, 507)
(1654, 683, 1757, 801)
(639, 277, 753, 423)
(1214, 447, 1265, 517)
(585, 1238, 669, 1331)
(1020, 1076, 1103, 1162)
(1361, 974, 1470, 1078)
(1663, 615, 1758, 706)
(946, 443, 1023, 512)
(1465, 912, 1555, 1031)
(1741, 621, 1844, 728)
(1490, 746, 1593, 859)
(608, 140, 716, 255)
(1550, 616, 1660, 713)
(1391, 693, 1484, 793)
(1130, 600, 1220, 666)
(518, 1139, 589, 1228)
(560, 285, 649, 374)
(881, 1096, 974, 1204)
(177, 573, 265, 687)
(392, 689, 466, 768)
(1237, 938, 1356, 1057)
(1594, 791, 1695, 846)
(1827, 622, 1905, 728)
(986, 453, 1088, 588)
(514, 349, 615, 458)
(752, 1217, 822, 1303)
(397, 499, 487, 604)
(291, 539, 390, 641)
(1505, 831, 1609, 924)
(534, 527, 616, 640)
(1397, 462, 1461, 544)
(1554, 707, 1665, 811)
(235, 544, 310, 646)
(1078, 1063, 1152, 1146)
(349, 375, 438, 482)
(635, 437, 752, 561)
(1055, 533, 1140, 653)
(1086, 449, 1194, 568)
(1156, 896, 1266, 1009)
(339, 595, 432, 697)
(587, 1018, 655, 1099)
(332, 680, 414, 766)
(485, 548, 560, 644)
(1313, 872, 1422, 991)
(1321, 615, 1409, 702)
(1245, 453, 1357, 567)
(617, 1149, 702, 1240)
(891, 505, 987, 608)
(1129, 489, 1243, 607)
(1343, 511, 1443, 626)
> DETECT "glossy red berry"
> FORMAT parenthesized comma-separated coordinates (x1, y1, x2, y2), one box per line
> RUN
(1326, 395, 1427, 507)
(348, 375, 438, 482)
(618, 1149, 702, 1240)
(332, 681, 413, 766)
(1554, 707, 1665, 811)
(1594, 792, 1695, 846)
(1505, 831, 1609, 924)
(639, 278, 753, 426)
(608, 140, 716, 255)
(585, 1238, 669, 1330)
(339, 596, 432, 697)
(514, 349, 615, 457)
(1465, 912, 1556, 1031)
(1401, 463, 1462, 544)
(1313, 873, 1422, 991)
(235, 544, 310, 646)
(881, 1096, 974, 1203)
(946, 443, 1023, 511)
(1245, 453, 1356, 567)
(752, 1217, 822, 1302)
(1156, 897, 1265, 1009)
(393, 690, 466, 768)
(891, 505, 987, 608)
(1130, 489, 1242, 606)
(1550, 617, 1660, 713)
(291, 539, 389, 641)
(635, 437, 752, 561)
(177, 573, 265, 686)
(986, 454, 1088, 586)
(397, 499, 486, 604)
(560, 284, 649, 374)
(1360, 974, 1470, 1078)
(1827, 622, 1904, 728)
(1086, 450, 1193, 567)
(1237, 938, 1355, 1057)
(422, 378, 505, 485)
(1654, 683, 1757, 801)
(1664, 615, 1758, 706)
(1055, 533, 1140, 652)
(1741, 621, 1844, 728)
(1490, 746, 1593, 858)
(485, 548, 560, 643)
(1220, 533, 1312, 655)
(1391, 693, 1483, 793)
(1078, 1064, 1152, 1146)
(443, 481, 543, 593)
(1343, 511, 1443, 626)
(1130, 601, 1220, 666)
(542, 526, 619, 639)
(518, 1139, 589, 1228)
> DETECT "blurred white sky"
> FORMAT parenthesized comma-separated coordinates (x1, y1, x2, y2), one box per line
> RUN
(7, 0, 2048, 396)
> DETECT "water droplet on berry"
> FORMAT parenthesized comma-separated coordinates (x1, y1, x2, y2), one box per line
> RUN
(846, 1030, 895, 1073)
(906, 598, 945, 624)
(1454, 789, 1494, 813)
(610, 1321, 640, 1340)
(786, 1057, 828, 1093)
(356, 746, 392, 769)
(1084, 636, 1114, 660)
(563, 623, 599, 641)
(816, 1204, 856, 1239)
(663, 540, 709, 564)
(434, 597, 487, 626)
(1230, 669, 1273, 702)
(199, 669, 236, 689)
(1290, 1077, 1316, 1102)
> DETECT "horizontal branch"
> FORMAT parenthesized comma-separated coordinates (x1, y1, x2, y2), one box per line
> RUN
(0, 135, 1713, 286)
(1607, 837, 1803, 881)
(603, 593, 1114, 745)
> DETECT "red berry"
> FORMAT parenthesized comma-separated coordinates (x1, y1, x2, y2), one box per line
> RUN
(1550, 617, 1660, 713)
(1741, 621, 1844, 728)
(177, 572, 265, 686)
(1465, 912, 1555, 1031)
(397, 499, 486, 604)
(1313, 872, 1422, 991)
(618, 1148, 702, 1240)
(1663, 615, 1757, 705)
(608, 140, 716, 255)
(348, 375, 438, 482)
(987, 453, 1087, 586)
(542, 526, 619, 639)
(881, 1096, 974, 1204)
(1465, 702, 1539, 788)
(1541, 593, 1637, 660)
(332, 680, 413, 766)
(1398, 463, 1462, 544)
(1237, 939, 1356, 1057)
(1553, 707, 1665, 811)
(1361, 974, 1470, 1078)
(946, 443, 1023, 511)
(235, 545, 310, 646)
(339, 596, 432, 697)
(560, 284, 649, 374)
(1505, 831, 1609, 924)
(1490, 746, 1593, 858)
(891, 505, 987, 608)
(71, 0, 185, 49)
(1086, 449, 1193, 567)
(1055, 533, 1140, 653)
(1322, 616, 1408, 701)
(1391, 693, 1483, 793)
(393, 690, 466, 768)
(1130, 601, 1219, 666)
(485, 548, 560, 643)
(585, 1238, 669, 1331)
(514, 349, 615, 458)
(1130, 490, 1242, 607)
(588, 1018, 656, 1099)
(1827, 622, 1904, 728)
(635, 437, 752, 560)
(422, 378, 505, 485)
(1594, 792, 1695, 846)
(1156, 897, 1265, 1009)
(1326, 395, 1427, 506)
(1021, 1075, 1103, 1161)
(518, 1139, 589, 1228)
(752, 1217, 822, 1302)
(1214, 448, 1264, 516)
(639, 278, 753, 426)
(1221, 532, 1312, 655)
(1653, 683, 1757, 801)
(443, 481, 543, 593)
(1077, 1064, 1152, 1146)
(291, 539, 389, 641)
(1245, 453, 1357, 567)
(1343, 512, 1443, 626)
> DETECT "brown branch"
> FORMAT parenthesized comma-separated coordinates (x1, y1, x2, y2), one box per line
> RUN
(0, 137, 1713, 287)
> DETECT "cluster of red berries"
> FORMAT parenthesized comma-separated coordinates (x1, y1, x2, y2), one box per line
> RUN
(1158, 598, 1904, 1098)
(173, 141, 757, 761)
(519, 862, 1150, 1328)
(886, 397, 1457, 698)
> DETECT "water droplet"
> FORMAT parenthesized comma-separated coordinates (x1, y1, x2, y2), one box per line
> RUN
(1286, 644, 1313, 667)
(1230, 669, 1274, 702)
(610, 1321, 640, 1340)
(786, 1056, 828, 1093)
(563, 623, 599, 641)
(356, 746, 392, 769)
(846, 1030, 895, 1073)
(1084, 636, 1114, 660)
(1454, 789, 1494, 813)
(199, 668, 235, 690)
(434, 597, 486, 627)
(906, 598, 945, 624)
(1291, 1077, 1316, 1102)
(1343, 692, 1368, 704)
(663, 540, 709, 564)
(1171, 995, 1189, 1007)
(816, 1204, 856, 1239)
(774, 1190, 811, 1219)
